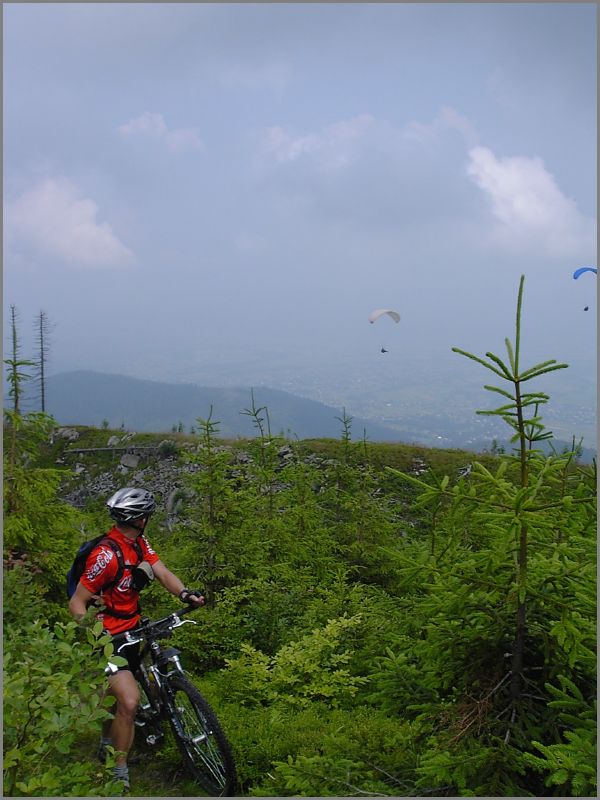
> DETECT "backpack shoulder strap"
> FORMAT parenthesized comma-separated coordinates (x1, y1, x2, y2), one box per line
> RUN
(97, 537, 125, 591)
(98, 537, 143, 620)
(131, 537, 144, 564)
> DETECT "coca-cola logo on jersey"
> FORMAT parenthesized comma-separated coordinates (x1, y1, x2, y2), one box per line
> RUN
(117, 574, 133, 592)
(141, 535, 156, 555)
(86, 546, 114, 580)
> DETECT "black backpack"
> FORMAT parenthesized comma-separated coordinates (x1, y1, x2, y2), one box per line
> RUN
(66, 535, 143, 617)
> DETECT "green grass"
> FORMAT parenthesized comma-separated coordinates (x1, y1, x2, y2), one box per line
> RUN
(43, 424, 501, 476)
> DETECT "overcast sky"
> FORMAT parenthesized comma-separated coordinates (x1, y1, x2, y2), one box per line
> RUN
(3, 2, 597, 425)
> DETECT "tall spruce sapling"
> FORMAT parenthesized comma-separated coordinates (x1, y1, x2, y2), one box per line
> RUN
(5, 305, 36, 415)
(183, 407, 239, 604)
(328, 408, 370, 524)
(452, 275, 568, 470)
(385, 276, 593, 761)
(451, 274, 569, 712)
(241, 390, 282, 515)
(335, 407, 354, 463)
(4, 305, 34, 462)
(193, 405, 230, 527)
(4, 304, 44, 507)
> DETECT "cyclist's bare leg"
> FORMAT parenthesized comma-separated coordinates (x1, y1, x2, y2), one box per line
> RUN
(108, 670, 140, 766)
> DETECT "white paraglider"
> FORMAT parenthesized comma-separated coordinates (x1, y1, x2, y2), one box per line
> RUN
(368, 309, 400, 324)
(369, 308, 400, 354)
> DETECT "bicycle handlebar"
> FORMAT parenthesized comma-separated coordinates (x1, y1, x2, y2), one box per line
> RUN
(112, 604, 201, 651)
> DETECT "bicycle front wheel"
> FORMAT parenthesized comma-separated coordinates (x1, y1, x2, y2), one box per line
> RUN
(166, 674, 237, 796)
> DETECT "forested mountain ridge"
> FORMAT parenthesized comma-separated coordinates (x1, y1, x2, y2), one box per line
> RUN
(29, 369, 597, 461)
(40, 370, 411, 442)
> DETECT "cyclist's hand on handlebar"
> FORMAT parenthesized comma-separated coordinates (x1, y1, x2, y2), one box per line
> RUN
(178, 588, 205, 606)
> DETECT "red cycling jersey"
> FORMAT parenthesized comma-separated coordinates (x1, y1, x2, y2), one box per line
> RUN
(80, 527, 160, 634)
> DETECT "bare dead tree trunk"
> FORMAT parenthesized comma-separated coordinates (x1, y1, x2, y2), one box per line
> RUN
(33, 310, 53, 412)
(8, 305, 22, 415)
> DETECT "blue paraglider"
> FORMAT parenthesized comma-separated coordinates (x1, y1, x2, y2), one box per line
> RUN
(573, 267, 597, 279)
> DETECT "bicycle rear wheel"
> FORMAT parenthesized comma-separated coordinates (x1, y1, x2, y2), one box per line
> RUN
(166, 674, 237, 796)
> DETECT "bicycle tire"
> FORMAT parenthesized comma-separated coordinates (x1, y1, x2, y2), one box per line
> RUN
(166, 674, 237, 796)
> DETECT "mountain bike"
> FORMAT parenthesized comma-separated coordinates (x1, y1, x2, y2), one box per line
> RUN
(109, 605, 237, 796)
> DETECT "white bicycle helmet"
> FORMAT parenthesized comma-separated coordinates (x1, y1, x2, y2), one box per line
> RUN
(107, 487, 156, 523)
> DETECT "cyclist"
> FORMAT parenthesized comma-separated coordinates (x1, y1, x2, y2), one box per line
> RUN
(68, 487, 204, 793)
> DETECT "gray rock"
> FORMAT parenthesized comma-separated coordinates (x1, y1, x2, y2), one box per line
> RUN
(58, 427, 80, 441)
(120, 453, 140, 468)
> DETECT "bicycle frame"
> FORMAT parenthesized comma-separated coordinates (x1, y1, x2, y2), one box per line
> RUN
(110, 607, 198, 733)
(107, 606, 238, 795)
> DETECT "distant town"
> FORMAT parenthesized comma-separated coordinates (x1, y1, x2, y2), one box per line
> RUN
(103, 347, 596, 456)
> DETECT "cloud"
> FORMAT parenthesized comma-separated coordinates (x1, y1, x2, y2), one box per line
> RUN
(118, 112, 204, 152)
(403, 106, 479, 148)
(261, 114, 374, 169)
(255, 109, 596, 261)
(259, 108, 478, 178)
(254, 110, 481, 235)
(262, 127, 320, 164)
(5, 177, 135, 268)
(467, 146, 596, 257)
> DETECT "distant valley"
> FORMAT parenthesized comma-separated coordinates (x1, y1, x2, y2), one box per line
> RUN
(39, 371, 414, 442)
(25, 370, 596, 461)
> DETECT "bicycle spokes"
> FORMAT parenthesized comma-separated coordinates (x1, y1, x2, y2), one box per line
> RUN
(115, 608, 236, 796)
(175, 695, 228, 784)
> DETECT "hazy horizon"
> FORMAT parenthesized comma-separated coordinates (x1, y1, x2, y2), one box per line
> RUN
(4, 3, 597, 446)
